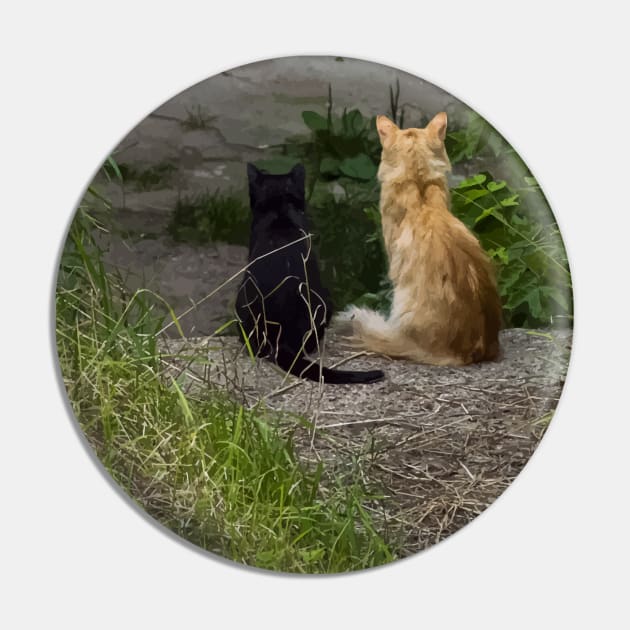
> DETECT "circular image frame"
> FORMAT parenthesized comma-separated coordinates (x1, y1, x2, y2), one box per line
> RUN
(54, 55, 572, 574)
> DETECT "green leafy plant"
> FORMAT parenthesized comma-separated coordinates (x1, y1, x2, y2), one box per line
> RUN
(167, 190, 250, 245)
(161, 84, 572, 329)
(307, 182, 387, 309)
(445, 112, 514, 165)
(280, 89, 571, 327)
(451, 173, 571, 327)
(275, 85, 380, 197)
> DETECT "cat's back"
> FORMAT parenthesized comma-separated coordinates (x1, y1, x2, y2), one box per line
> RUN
(244, 241, 304, 309)
(416, 202, 493, 283)
(404, 204, 500, 362)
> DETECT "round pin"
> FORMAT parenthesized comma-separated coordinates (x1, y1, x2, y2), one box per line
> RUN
(55, 56, 572, 573)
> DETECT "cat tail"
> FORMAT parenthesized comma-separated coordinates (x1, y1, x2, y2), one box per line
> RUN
(274, 344, 384, 385)
(345, 307, 414, 358)
(346, 306, 462, 365)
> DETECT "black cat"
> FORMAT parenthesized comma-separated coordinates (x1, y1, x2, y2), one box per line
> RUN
(235, 163, 384, 385)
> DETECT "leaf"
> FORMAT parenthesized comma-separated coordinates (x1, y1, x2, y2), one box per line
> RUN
(299, 548, 326, 562)
(319, 156, 341, 176)
(462, 188, 491, 203)
(457, 173, 487, 188)
(362, 205, 381, 224)
(474, 207, 495, 224)
(256, 550, 280, 564)
(503, 274, 537, 309)
(86, 185, 112, 207)
(344, 109, 366, 136)
(339, 154, 377, 181)
(525, 287, 544, 318)
(487, 246, 509, 265)
(445, 130, 469, 163)
(523, 251, 547, 275)
(302, 111, 328, 131)
(105, 156, 123, 182)
(500, 194, 520, 207)
(486, 180, 506, 192)
(500, 261, 527, 293)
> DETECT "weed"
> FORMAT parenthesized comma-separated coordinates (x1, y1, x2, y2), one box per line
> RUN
(162, 84, 571, 328)
(445, 112, 515, 165)
(118, 160, 177, 191)
(307, 180, 388, 309)
(273, 87, 572, 327)
(388, 78, 405, 128)
(271, 84, 380, 198)
(181, 104, 216, 130)
(56, 173, 396, 573)
(450, 173, 571, 327)
(167, 189, 250, 245)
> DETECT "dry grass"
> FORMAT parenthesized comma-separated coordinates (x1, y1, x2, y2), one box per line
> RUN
(161, 325, 570, 558)
(84, 211, 571, 562)
(67, 157, 571, 570)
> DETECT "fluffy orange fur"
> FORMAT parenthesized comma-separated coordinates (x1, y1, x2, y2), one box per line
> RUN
(348, 112, 502, 365)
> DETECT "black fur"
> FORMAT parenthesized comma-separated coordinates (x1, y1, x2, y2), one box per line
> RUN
(235, 163, 384, 385)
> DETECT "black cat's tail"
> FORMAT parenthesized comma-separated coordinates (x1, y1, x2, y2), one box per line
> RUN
(275, 346, 384, 385)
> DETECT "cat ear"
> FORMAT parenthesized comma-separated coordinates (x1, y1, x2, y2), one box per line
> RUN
(247, 163, 263, 211)
(247, 162, 262, 183)
(289, 163, 305, 185)
(289, 163, 306, 203)
(376, 115, 399, 147)
(426, 112, 448, 142)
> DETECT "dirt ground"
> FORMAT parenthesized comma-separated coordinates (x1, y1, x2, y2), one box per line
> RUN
(93, 208, 572, 557)
(99, 209, 248, 337)
(161, 324, 570, 556)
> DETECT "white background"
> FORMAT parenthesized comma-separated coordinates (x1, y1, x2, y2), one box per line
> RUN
(1, 1, 629, 628)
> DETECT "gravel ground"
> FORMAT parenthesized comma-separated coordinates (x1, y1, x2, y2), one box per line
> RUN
(98, 210, 248, 337)
(93, 211, 571, 557)
(162, 325, 571, 556)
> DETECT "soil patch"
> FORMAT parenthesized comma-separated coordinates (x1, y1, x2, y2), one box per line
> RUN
(162, 326, 570, 556)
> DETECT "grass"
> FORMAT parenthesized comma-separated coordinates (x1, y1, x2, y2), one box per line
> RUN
(118, 160, 177, 191)
(167, 189, 250, 245)
(55, 193, 395, 573)
(57, 163, 570, 570)
(181, 105, 216, 130)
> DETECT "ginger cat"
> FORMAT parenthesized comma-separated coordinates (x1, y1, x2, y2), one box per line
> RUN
(348, 112, 501, 366)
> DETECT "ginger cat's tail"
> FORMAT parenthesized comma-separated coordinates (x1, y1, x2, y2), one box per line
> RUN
(346, 307, 465, 366)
